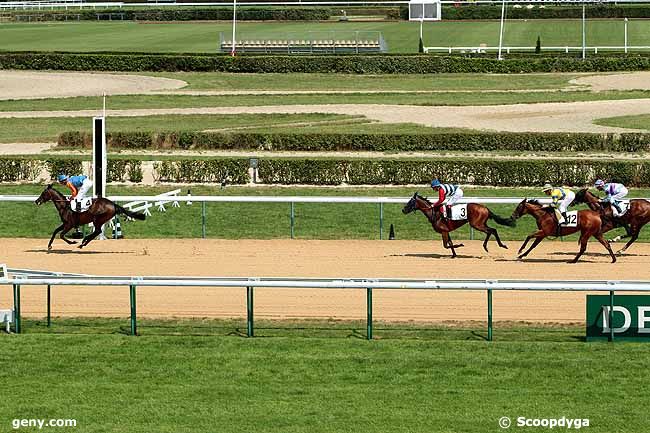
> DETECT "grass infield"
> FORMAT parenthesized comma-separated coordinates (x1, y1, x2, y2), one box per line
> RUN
(1, 184, 648, 242)
(2, 19, 650, 53)
(1, 317, 649, 433)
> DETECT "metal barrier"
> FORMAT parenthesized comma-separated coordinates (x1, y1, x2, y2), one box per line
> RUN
(4, 271, 648, 341)
(0, 194, 554, 240)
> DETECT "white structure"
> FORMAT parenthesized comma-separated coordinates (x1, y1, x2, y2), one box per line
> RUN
(408, 0, 440, 21)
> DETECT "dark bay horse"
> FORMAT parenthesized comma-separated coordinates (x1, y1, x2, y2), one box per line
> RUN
(511, 199, 616, 263)
(35, 185, 145, 250)
(574, 188, 650, 255)
(402, 192, 514, 258)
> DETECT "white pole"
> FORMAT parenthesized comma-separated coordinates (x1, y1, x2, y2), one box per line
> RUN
(231, 0, 237, 56)
(582, 2, 586, 59)
(624, 17, 628, 54)
(497, 0, 506, 60)
(102, 92, 106, 118)
(420, 16, 423, 41)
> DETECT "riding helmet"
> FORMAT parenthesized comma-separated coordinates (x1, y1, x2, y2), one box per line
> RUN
(430, 179, 441, 188)
(57, 174, 67, 182)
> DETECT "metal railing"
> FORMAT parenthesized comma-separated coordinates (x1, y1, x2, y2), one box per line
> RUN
(0, 194, 552, 240)
(424, 45, 650, 54)
(4, 271, 648, 340)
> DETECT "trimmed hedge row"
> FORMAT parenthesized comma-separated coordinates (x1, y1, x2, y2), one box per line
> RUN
(6, 52, 650, 73)
(8, 8, 332, 22)
(258, 158, 650, 187)
(433, 4, 650, 20)
(153, 159, 250, 183)
(5, 156, 650, 186)
(58, 131, 650, 153)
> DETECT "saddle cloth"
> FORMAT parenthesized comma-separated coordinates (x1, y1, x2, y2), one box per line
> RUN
(563, 210, 578, 227)
(450, 204, 468, 221)
(612, 200, 630, 217)
(70, 197, 93, 213)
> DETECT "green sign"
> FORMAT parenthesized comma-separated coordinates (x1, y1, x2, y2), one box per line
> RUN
(586, 295, 650, 341)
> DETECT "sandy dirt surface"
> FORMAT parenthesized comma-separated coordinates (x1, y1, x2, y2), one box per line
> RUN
(2, 239, 647, 323)
(2, 100, 650, 132)
(0, 71, 186, 100)
(571, 71, 650, 91)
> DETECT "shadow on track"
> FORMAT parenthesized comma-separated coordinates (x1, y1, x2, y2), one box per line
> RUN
(395, 253, 480, 259)
(26, 248, 133, 255)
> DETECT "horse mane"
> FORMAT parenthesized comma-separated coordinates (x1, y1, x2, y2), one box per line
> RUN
(526, 199, 542, 206)
(414, 192, 432, 205)
(47, 185, 66, 199)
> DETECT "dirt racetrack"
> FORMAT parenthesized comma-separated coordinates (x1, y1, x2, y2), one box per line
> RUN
(2, 238, 647, 323)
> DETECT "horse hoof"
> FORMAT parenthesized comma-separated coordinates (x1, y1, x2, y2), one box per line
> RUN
(70, 241, 77, 244)
(569, 260, 578, 264)
(501, 245, 508, 249)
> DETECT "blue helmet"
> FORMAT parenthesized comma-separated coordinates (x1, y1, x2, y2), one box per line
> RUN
(57, 174, 67, 182)
(431, 179, 441, 188)
(594, 179, 605, 188)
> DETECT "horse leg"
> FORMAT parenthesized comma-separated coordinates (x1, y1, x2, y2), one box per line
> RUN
(594, 233, 617, 264)
(59, 224, 77, 245)
(47, 223, 65, 250)
(617, 225, 640, 254)
(570, 232, 590, 264)
(79, 225, 102, 249)
(518, 230, 544, 257)
(441, 231, 457, 258)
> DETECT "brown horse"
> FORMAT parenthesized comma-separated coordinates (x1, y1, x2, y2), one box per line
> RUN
(35, 185, 145, 250)
(402, 192, 514, 258)
(511, 199, 616, 263)
(574, 188, 650, 255)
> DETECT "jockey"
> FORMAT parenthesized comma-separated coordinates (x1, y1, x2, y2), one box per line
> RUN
(594, 179, 628, 214)
(542, 183, 575, 225)
(57, 174, 93, 209)
(430, 179, 464, 220)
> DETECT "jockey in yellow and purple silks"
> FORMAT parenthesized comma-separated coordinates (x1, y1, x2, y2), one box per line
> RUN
(57, 174, 93, 202)
(542, 183, 575, 225)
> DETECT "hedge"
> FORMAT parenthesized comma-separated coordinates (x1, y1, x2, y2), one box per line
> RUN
(396, 4, 650, 20)
(58, 131, 650, 153)
(6, 52, 650, 73)
(4, 156, 650, 186)
(257, 158, 650, 187)
(153, 159, 250, 183)
(7, 8, 332, 22)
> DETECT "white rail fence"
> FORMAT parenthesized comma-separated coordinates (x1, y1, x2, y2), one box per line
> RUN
(0, 194, 552, 239)
(3, 271, 648, 340)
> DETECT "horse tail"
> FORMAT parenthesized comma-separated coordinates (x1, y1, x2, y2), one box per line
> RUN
(115, 204, 146, 221)
(489, 209, 516, 227)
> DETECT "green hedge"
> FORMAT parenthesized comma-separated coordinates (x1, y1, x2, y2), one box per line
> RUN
(8, 8, 332, 22)
(435, 4, 650, 20)
(258, 158, 650, 187)
(153, 159, 250, 183)
(108, 160, 143, 183)
(57, 131, 650, 153)
(6, 52, 650, 73)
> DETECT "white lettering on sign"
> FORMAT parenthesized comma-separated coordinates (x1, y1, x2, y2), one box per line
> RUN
(601, 306, 631, 333)
(638, 307, 650, 334)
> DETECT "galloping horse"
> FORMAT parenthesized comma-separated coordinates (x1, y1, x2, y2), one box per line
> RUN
(574, 188, 650, 254)
(402, 192, 514, 258)
(511, 199, 616, 263)
(35, 185, 145, 250)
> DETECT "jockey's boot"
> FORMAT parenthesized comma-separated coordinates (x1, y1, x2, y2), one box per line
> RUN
(446, 205, 452, 220)
(613, 201, 623, 215)
(76, 200, 81, 212)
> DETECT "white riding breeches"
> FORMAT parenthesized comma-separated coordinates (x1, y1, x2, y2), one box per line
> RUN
(557, 190, 575, 214)
(443, 188, 464, 207)
(76, 178, 93, 201)
(607, 187, 628, 202)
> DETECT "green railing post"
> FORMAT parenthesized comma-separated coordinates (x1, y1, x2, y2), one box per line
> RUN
(367, 288, 373, 340)
(487, 289, 493, 341)
(290, 202, 295, 239)
(130, 285, 137, 336)
(13, 284, 21, 334)
(609, 290, 615, 342)
(201, 201, 206, 239)
(247, 286, 254, 337)
(379, 203, 384, 240)
(47, 285, 51, 328)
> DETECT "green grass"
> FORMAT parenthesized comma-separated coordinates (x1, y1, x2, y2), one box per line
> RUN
(2, 19, 650, 53)
(2, 184, 648, 242)
(0, 113, 366, 143)
(3, 90, 650, 113)
(1, 317, 649, 433)
(593, 113, 650, 131)
(150, 72, 580, 91)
